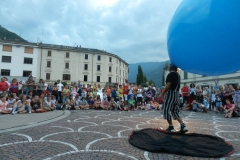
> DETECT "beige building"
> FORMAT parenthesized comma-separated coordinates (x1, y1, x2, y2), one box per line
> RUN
(164, 68, 240, 89)
(0, 40, 129, 86)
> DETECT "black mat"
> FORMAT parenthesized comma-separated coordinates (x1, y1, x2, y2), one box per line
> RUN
(128, 128, 234, 158)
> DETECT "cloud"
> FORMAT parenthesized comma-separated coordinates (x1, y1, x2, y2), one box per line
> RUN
(0, 0, 182, 64)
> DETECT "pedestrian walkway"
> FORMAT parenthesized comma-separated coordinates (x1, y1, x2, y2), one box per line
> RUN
(0, 110, 70, 133)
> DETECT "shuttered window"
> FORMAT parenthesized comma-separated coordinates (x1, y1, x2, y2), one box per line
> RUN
(2, 45, 12, 52)
(24, 47, 33, 54)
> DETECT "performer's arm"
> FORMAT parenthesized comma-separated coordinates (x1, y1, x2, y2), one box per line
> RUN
(160, 82, 171, 98)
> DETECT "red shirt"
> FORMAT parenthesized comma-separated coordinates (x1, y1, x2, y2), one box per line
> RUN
(181, 87, 189, 97)
(10, 83, 18, 93)
(123, 85, 129, 95)
(0, 81, 8, 92)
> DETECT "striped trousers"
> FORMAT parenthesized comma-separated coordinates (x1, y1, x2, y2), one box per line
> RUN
(162, 90, 180, 120)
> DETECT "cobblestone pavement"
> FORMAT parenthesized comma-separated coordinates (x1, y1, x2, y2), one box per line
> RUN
(0, 110, 239, 160)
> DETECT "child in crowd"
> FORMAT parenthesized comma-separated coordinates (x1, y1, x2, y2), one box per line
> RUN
(12, 95, 31, 114)
(117, 98, 124, 111)
(182, 100, 190, 110)
(62, 85, 70, 110)
(149, 97, 156, 110)
(7, 94, 16, 109)
(102, 98, 110, 110)
(79, 97, 89, 110)
(192, 100, 198, 112)
(67, 95, 77, 110)
(51, 95, 57, 109)
(139, 99, 147, 110)
(27, 91, 33, 100)
(87, 97, 95, 109)
(109, 98, 117, 110)
(95, 98, 102, 110)
(0, 95, 11, 114)
(211, 90, 216, 111)
(30, 95, 44, 113)
(12, 93, 19, 101)
(215, 90, 223, 114)
(43, 97, 53, 111)
(223, 99, 236, 118)
(128, 95, 136, 111)
(153, 99, 160, 110)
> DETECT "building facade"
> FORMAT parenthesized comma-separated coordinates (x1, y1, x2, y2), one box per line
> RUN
(164, 68, 240, 89)
(0, 40, 128, 85)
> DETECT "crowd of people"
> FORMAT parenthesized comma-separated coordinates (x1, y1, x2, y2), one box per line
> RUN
(180, 83, 240, 118)
(0, 76, 164, 115)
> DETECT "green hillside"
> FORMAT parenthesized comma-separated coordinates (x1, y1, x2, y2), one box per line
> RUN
(0, 25, 27, 42)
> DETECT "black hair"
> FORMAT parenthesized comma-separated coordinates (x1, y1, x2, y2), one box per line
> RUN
(169, 64, 178, 71)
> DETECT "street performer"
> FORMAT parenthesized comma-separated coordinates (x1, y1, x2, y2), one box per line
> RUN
(160, 64, 188, 133)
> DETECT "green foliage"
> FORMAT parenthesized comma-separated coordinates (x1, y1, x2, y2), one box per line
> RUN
(136, 65, 144, 85)
(141, 83, 148, 87)
(148, 79, 155, 86)
(143, 75, 147, 83)
(62, 81, 67, 86)
(0, 25, 27, 42)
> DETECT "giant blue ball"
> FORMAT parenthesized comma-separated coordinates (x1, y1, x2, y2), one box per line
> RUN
(167, 0, 240, 76)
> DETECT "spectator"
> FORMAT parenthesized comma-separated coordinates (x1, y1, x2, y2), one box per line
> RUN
(0, 94, 11, 114)
(181, 83, 189, 104)
(207, 84, 214, 110)
(57, 80, 64, 104)
(223, 99, 237, 118)
(51, 82, 59, 101)
(25, 76, 35, 96)
(0, 77, 8, 94)
(128, 95, 136, 111)
(18, 81, 23, 95)
(10, 78, 18, 95)
(12, 94, 31, 114)
(111, 87, 117, 102)
(215, 90, 224, 114)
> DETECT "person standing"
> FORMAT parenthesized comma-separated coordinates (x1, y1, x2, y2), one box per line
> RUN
(207, 84, 214, 111)
(57, 80, 64, 104)
(159, 64, 188, 133)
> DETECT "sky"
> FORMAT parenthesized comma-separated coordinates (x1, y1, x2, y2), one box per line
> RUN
(0, 0, 182, 64)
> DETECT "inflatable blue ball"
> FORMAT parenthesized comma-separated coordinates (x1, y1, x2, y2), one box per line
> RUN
(167, 0, 240, 76)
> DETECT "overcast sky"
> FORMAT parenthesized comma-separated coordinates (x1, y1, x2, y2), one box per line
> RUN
(0, 0, 182, 64)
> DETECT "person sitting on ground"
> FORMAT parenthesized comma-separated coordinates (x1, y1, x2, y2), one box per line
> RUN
(195, 99, 208, 113)
(128, 95, 136, 111)
(67, 95, 77, 110)
(149, 97, 156, 110)
(102, 98, 110, 110)
(27, 91, 33, 100)
(12, 94, 31, 114)
(109, 97, 117, 110)
(117, 98, 124, 111)
(215, 90, 224, 114)
(192, 100, 198, 112)
(30, 95, 44, 113)
(223, 99, 237, 118)
(43, 97, 53, 111)
(95, 98, 102, 110)
(79, 97, 89, 110)
(12, 93, 19, 101)
(50, 95, 57, 109)
(7, 94, 16, 109)
(0, 94, 11, 114)
(139, 98, 147, 110)
(87, 97, 95, 109)
(182, 100, 190, 110)
(153, 99, 161, 110)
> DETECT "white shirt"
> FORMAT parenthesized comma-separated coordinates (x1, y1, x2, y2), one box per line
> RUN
(57, 83, 64, 92)
(137, 89, 143, 97)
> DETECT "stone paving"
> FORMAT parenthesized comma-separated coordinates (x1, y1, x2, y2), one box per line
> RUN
(0, 110, 239, 160)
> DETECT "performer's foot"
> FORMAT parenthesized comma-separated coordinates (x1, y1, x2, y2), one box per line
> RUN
(180, 123, 188, 133)
(166, 126, 176, 132)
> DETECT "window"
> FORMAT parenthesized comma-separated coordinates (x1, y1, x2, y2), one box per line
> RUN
(184, 71, 188, 79)
(65, 62, 69, 69)
(1, 69, 10, 76)
(47, 51, 52, 56)
(116, 78, 117, 83)
(24, 47, 33, 54)
(97, 76, 100, 82)
(66, 52, 69, 58)
(84, 64, 88, 70)
(116, 68, 118, 74)
(97, 65, 101, 71)
(109, 66, 112, 72)
(97, 55, 101, 61)
(108, 77, 112, 83)
(120, 70, 121, 76)
(2, 45, 12, 52)
(109, 57, 112, 62)
(63, 74, 71, 80)
(84, 75, 88, 82)
(23, 71, 31, 77)
(123, 71, 124, 77)
(85, 54, 88, 60)
(47, 61, 51, 68)
(2, 56, 11, 63)
(46, 73, 50, 80)
(24, 58, 33, 64)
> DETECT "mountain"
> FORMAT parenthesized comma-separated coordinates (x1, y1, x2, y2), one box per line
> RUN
(0, 25, 27, 42)
(128, 60, 169, 88)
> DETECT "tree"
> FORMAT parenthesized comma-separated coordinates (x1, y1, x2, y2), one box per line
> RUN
(148, 79, 155, 86)
(143, 75, 147, 83)
(136, 65, 144, 85)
